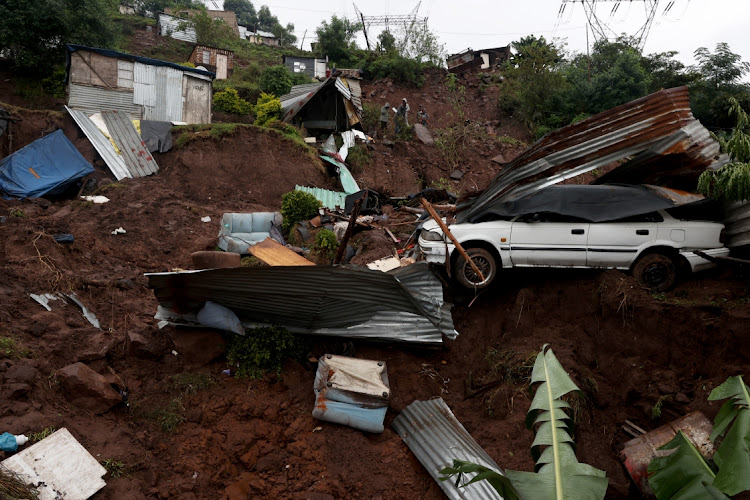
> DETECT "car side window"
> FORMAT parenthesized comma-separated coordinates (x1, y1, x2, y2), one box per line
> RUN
(515, 212, 588, 223)
(610, 212, 664, 223)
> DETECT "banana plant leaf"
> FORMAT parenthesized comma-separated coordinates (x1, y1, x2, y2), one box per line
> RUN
(439, 460, 520, 500)
(647, 430, 729, 500)
(708, 375, 750, 495)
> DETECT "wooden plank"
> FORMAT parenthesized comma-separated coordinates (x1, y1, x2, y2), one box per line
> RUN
(249, 238, 316, 266)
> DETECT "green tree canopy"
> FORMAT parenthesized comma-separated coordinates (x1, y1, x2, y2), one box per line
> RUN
(314, 15, 360, 64)
(223, 0, 256, 28)
(395, 21, 444, 65)
(377, 30, 397, 54)
(0, 0, 121, 74)
(189, 11, 235, 47)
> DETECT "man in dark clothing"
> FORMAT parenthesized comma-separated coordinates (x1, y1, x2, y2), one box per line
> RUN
(396, 98, 408, 134)
(417, 105, 429, 126)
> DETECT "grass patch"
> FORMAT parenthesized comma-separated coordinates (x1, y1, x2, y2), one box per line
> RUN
(227, 326, 306, 379)
(0, 465, 40, 500)
(28, 427, 55, 443)
(131, 397, 186, 433)
(0, 336, 32, 359)
(8, 208, 26, 218)
(100, 458, 126, 479)
(652, 394, 673, 420)
(173, 123, 249, 149)
(484, 348, 536, 386)
(429, 177, 457, 194)
(346, 145, 372, 172)
(241, 256, 265, 267)
(93, 182, 127, 195)
(496, 135, 525, 147)
(168, 373, 215, 395)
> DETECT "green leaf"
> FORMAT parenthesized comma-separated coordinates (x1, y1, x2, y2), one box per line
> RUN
(712, 407, 750, 495)
(438, 460, 520, 500)
(647, 431, 727, 500)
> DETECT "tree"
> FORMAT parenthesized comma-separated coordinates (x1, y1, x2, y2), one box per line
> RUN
(689, 43, 750, 130)
(314, 16, 360, 64)
(140, 0, 203, 15)
(272, 22, 297, 46)
(223, 0, 256, 28)
(377, 30, 397, 54)
(0, 0, 120, 75)
(257, 5, 277, 31)
(641, 51, 700, 93)
(258, 65, 293, 97)
(395, 22, 444, 65)
(189, 11, 235, 47)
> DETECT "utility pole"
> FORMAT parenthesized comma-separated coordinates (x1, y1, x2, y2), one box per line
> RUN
(586, 24, 590, 83)
(300, 29, 307, 51)
(360, 11, 371, 51)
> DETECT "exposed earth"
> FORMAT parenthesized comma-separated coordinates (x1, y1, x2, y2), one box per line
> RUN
(1, 53, 749, 500)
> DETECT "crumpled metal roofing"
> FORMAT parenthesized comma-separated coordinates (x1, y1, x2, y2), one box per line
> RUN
(280, 78, 364, 126)
(295, 185, 347, 210)
(66, 106, 130, 180)
(723, 201, 750, 248)
(146, 262, 457, 345)
(392, 398, 504, 500)
(458, 87, 725, 223)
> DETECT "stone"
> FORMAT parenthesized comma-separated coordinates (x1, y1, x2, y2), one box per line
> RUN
(413, 123, 434, 145)
(76, 330, 118, 361)
(5, 383, 31, 399)
(675, 392, 691, 403)
(657, 383, 678, 395)
(28, 321, 47, 338)
(127, 327, 172, 359)
(491, 153, 507, 165)
(4, 364, 38, 384)
(450, 170, 465, 181)
(56, 362, 122, 414)
(168, 328, 227, 366)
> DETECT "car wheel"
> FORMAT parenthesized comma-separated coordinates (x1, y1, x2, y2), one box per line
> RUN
(632, 252, 677, 292)
(455, 248, 497, 289)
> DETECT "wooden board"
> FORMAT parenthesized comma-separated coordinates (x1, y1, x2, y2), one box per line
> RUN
(249, 238, 316, 266)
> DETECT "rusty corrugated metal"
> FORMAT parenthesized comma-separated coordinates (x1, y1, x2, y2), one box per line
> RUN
(392, 398, 504, 500)
(723, 201, 750, 248)
(101, 110, 159, 177)
(147, 263, 458, 345)
(458, 87, 724, 223)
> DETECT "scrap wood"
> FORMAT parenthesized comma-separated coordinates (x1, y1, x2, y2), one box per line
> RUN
(384, 227, 399, 244)
(249, 238, 315, 266)
(333, 195, 363, 264)
(420, 199, 485, 282)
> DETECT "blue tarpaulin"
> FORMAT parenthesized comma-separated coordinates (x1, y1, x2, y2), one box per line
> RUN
(0, 130, 94, 198)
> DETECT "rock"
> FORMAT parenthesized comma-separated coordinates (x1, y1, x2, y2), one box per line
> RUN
(382, 140, 395, 148)
(56, 362, 122, 414)
(675, 392, 691, 403)
(491, 153, 507, 165)
(168, 328, 226, 366)
(413, 123, 434, 145)
(4, 364, 38, 384)
(30, 198, 52, 209)
(450, 170, 464, 181)
(657, 383, 677, 395)
(127, 327, 172, 359)
(28, 321, 47, 338)
(185, 407, 202, 423)
(76, 330, 118, 361)
(5, 383, 31, 399)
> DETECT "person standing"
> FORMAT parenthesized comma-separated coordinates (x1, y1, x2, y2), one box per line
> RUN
(396, 98, 408, 134)
(417, 105, 429, 126)
(379, 102, 390, 137)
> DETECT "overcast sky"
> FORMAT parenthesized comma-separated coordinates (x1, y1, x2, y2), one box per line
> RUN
(208, 0, 750, 77)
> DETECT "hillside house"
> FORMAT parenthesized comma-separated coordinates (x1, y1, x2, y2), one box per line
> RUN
(447, 46, 511, 74)
(190, 45, 233, 79)
(65, 44, 215, 124)
(282, 56, 327, 80)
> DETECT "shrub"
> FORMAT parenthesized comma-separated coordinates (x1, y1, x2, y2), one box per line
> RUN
(180, 61, 196, 68)
(40, 67, 66, 98)
(361, 54, 425, 87)
(252, 92, 281, 126)
(213, 87, 252, 115)
(226, 326, 306, 379)
(314, 229, 339, 259)
(346, 145, 372, 172)
(280, 190, 321, 233)
(258, 65, 294, 96)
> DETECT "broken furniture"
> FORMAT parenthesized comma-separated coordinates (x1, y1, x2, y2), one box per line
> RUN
(620, 411, 714, 498)
(1, 428, 107, 500)
(217, 212, 283, 254)
(312, 355, 390, 433)
(249, 237, 315, 266)
(392, 398, 505, 500)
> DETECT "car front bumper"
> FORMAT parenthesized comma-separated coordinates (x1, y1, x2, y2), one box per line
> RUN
(680, 247, 730, 273)
(417, 236, 451, 264)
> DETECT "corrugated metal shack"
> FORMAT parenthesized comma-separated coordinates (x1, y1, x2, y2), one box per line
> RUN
(66, 44, 215, 124)
(279, 75, 363, 133)
(282, 55, 328, 79)
(189, 45, 233, 79)
(447, 46, 511, 74)
(157, 13, 197, 43)
(244, 29, 280, 46)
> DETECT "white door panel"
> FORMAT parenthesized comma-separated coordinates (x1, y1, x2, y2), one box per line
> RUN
(587, 222, 656, 267)
(509, 222, 589, 266)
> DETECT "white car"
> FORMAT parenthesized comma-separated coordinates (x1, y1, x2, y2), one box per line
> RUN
(418, 185, 729, 291)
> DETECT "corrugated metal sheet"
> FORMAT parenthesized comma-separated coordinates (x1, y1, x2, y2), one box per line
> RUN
(68, 84, 142, 119)
(280, 82, 326, 122)
(66, 106, 131, 180)
(723, 201, 750, 248)
(346, 78, 363, 117)
(458, 87, 725, 223)
(101, 110, 159, 177)
(320, 155, 360, 194)
(133, 62, 157, 107)
(392, 398, 504, 500)
(335, 77, 352, 100)
(146, 263, 457, 345)
(295, 185, 347, 210)
(158, 13, 197, 43)
(143, 66, 183, 122)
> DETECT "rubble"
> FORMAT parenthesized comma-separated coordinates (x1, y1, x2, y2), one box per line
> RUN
(55, 362, 122, 414)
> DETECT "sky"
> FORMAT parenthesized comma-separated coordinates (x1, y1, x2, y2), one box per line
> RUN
(208, 0, 750, 76)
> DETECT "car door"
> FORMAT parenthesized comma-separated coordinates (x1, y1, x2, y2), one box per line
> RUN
(586, 212, 660, 268)
(509, 214, 589, 267)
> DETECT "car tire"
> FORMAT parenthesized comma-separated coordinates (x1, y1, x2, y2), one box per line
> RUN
(455, 248, 497, 289)
(632, 252, 677, 292)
